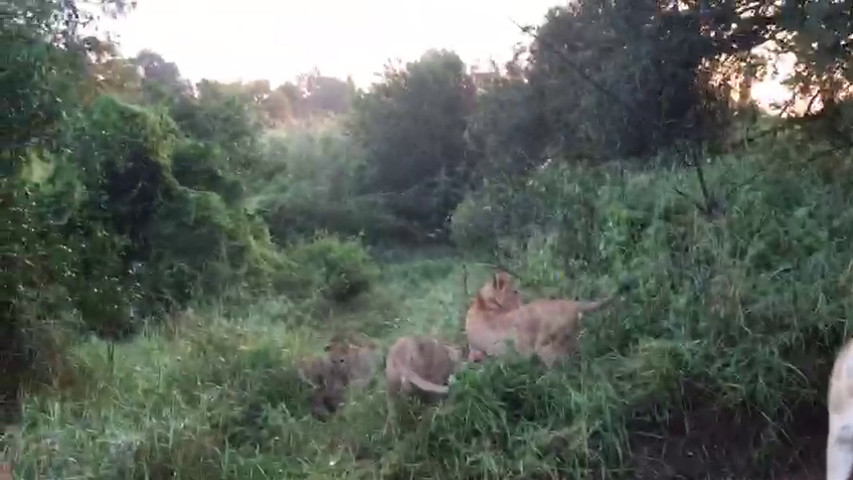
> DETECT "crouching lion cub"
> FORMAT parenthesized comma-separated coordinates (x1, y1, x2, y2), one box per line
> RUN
(297, 355, 350, 420)
(298, 335, 383, 420)
(827, 336, 853, 480)
(384, 335, 464, 433)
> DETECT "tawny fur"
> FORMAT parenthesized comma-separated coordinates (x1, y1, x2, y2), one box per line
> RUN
(297, 337, 382, 419)
(464, 271, 524, 361)
(384, 335, 463, 432)
(827, 336, 853, 480)
(324, 335, 383, 391)
(465, 271, 625, 368)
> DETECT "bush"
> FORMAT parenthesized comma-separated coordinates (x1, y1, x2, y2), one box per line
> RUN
(250, 127, 413, 244)
(450, 164, 610, 260)
(170, 139, 245, 206)
(144, 186, 286, 308)
(286, 233, 380, 303)
(443, 148, 853, 478)
(63, 95, 287, 316)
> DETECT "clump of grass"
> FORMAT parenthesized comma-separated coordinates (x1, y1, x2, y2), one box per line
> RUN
(286, 233, 381, 304)
(11, 300, 328, 478)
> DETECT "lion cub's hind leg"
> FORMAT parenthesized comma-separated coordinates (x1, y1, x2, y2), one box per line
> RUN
(828, 341, 853, 480)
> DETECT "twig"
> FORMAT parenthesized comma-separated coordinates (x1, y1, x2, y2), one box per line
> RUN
(472, 259, 525, 283)
(510, 16, 744, 220)
(459, 264, 470, 332)
(462, 263, 469, 298)
(674, 186, 706, 212)
(686, 146, 715, 214)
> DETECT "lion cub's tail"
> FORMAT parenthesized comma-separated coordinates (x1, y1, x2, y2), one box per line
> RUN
(576, 277, 636, 314)
(400, 366, 450, 394)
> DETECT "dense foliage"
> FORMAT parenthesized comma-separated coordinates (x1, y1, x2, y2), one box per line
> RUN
(5, 0, 853, 478)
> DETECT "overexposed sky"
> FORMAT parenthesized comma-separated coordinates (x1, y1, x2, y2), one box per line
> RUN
(110, 0, 564, 87)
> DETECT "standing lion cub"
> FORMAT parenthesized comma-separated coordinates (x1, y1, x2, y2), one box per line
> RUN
(827, 336, 853, 480)
(464, 271, 523, 360)
(466, 271, 632, 367)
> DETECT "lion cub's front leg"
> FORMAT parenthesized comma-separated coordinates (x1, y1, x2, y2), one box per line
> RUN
(529, 321, 562, 368)
(384, 378, 403, 436)
(383, 391, 396, 436)
(828, 414, 853, 480)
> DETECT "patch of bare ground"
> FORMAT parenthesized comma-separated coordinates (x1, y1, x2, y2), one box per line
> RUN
(625, 381, 825, 480)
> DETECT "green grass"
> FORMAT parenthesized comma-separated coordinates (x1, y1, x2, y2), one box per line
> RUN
(7, 141, 853, 479)
(4, 257, 498, 479)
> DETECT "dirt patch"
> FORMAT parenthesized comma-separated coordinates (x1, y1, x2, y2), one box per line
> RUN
(626, 382, 825, 480)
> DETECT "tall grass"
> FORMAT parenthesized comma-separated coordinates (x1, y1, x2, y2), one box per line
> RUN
(5, 257, 484, 479)
(7, 135, 850, 479)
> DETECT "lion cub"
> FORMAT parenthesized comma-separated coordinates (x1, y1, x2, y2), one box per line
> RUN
(466, 271, 631, 367)
(324, 332, 383, 391)
(464, 271, 524, 361)
(298, 334, 383, 419)
(297, 354, 350, 419)
(384, 335, 463, 433)
(827, 336, 853, 480)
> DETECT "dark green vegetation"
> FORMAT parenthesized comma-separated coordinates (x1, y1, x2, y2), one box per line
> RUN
(4, 0, 853, 478)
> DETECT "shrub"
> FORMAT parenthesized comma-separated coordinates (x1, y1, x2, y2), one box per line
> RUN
(286, 233, 379, 303)
(443, 149, 853, 478)
(144, 186, 286, 308)
(63, 95, 287, 316)
(450, 164, 611, 261)
(170, 139, 245, 206)
(251, 127, 413, 244)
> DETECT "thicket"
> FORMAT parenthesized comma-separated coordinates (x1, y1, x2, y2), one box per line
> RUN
(6, 0, 853, 478)
(0, 0, 375, 418)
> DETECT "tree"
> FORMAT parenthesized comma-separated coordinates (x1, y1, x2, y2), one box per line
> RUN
(133, 50, 193, 104)
(349, 49, 477, 235)
(168, 79, 266, 201)
(262, 89, 293, 126)
(300, 72, 354, 115)
(1, 0, 133, 423)
(516, 0, 853, 163)
(465, 76, 550, 178)
(79, 36, 144, 102)
(521, 1, 744, 161)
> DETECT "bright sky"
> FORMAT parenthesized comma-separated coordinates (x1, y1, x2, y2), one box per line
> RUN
(111, 0, 565, 88)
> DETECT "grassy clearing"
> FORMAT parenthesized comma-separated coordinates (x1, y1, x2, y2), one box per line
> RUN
(5, 256, 491, 479)
(6, 146, 852, 479)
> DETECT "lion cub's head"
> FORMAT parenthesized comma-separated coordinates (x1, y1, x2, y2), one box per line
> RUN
(474, 271, 522, 313)
(296, 355, 350, 419)
(323, 334, 379, 372)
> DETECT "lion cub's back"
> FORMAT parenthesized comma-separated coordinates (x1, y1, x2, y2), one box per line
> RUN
(385, 336, 415, 377)
(511, 299, 576, 350)
(386, 336, 454, 383)
(347, 345, 383, 388)
(415, 337, 457, 384)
